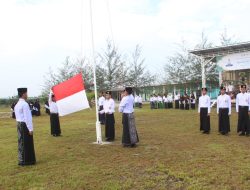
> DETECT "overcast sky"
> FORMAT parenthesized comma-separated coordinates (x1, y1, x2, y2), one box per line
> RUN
(1, 0, 250, 98)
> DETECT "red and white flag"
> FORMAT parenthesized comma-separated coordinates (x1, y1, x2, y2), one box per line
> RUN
(52, 73, 90, 116)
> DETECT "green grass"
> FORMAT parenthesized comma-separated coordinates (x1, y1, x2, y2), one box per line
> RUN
(1, 105, 250, 190)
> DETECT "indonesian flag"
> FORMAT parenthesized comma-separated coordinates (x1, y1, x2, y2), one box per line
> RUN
(52, 73, 90, 116)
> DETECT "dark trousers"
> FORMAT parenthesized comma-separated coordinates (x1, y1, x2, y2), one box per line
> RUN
(164, 102, 168, 109)
(237, 106, 250, 134)
(200, 108, 210, 132)
(17, 122, 36, 165)
(99, 105, 105, 124)
(180, 103, 184, 110)
(50, 113, 61, 136)
(105, 113, 115, 141)
(191, 103, 195, 109)
(150, 102, 154, 109)
(168, 102, 172, 108)
(218, 108, 230, 134)
(122, 113, 139, 145)
(175, 100, 179, 109)
(185, 103, 189, 110)
(154, 102, 158, 109)
(138, 103, 142, 108)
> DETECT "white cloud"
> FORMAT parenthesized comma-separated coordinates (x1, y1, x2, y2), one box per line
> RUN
(1, 0, 250, 97)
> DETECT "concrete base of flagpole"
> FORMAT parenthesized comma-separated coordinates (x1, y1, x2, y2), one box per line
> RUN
(92, 141, 113, 145)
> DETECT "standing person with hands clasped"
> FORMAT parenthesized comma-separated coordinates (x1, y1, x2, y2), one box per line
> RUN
(14, 88, 36, 166)
(217, 86, 231, 135)
(103, 91, 115, 142)
(198, 87, 211, 134)
(119, 87, 139, 147)
(236, 84, 250, 136)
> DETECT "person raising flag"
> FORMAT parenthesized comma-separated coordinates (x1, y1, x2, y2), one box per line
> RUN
(119, 87, 139, 147)
(49, 90, 61, 137)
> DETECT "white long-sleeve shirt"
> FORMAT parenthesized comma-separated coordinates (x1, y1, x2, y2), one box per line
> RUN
(236, 92, 250, 112)
(138, 96, 142, 103)
(14, 98, 33, 132)
(158, 96, 163, 102)
(103, 98, 115, 114)
(119, 95, 134, 113)
(174, 95, 179, 101)
(198, 95, 211, 113)
(217, 94, 231, 115)
(98, 96, 105, 107)
(49, 92, 58, 114)
(167, 96, 173, 102)
(163, 96, 168, 103)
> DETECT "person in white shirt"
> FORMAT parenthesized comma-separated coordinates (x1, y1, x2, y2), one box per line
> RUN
(103, 91, 115, 141)
(14, 88, 36, 166)
(198, 87, 211, 134)
(153, 94, 158, 109)
(236, 84, 250, 136)
(217, 86, 231, 135)
(163, 93, 168, 109)
(119, 87, 139, 147)
(134, 95, 139, 108)
(49, 91, 61, 137)
(98, 92, 106, 125)
(174, 93, 180, 109)
(184, 93, 189, 110)
(190, 93, 196, 110)
(138, 95, 143, 108)
(149, 95, 154, 109)
(158, 94, 163, 109)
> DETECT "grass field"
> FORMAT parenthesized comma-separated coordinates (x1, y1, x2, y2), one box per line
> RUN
(1, 105, 250, 190)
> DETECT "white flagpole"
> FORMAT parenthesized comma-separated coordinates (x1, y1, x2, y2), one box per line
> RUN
(89, 0, 102, 144)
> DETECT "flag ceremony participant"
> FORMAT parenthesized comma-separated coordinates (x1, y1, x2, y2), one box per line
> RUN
(134, 95, 139, 107)
(103, 91, 115, 141)
(180, 95, 184, 110)
(44, 100, 50, 115)
(150, 95, 154, 109)
(11, 101, 17, 119)
(14, 88, 36, 166)
(174, 93, 180, 109)
(164, 93, 168, 109)
(32, 99, 41, 116)
(198, 87, 211, 134)
(153, 94, 158, 109)
(167, 94, 173, 108)
(158, 94, 163, 109)
(217, 86, 231, 135)
(98, 92, 105, 125)
(184, 93, 190, 110)
(49, 91, 61, 137)
(190, 93, 196, 110)
(119, 87, 139, 147)
(236, 84, 250, 136)
(138, 95, 143, 108)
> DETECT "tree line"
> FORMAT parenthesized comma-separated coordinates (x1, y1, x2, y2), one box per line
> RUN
(42, 29, 237, 99)
(42, 41, 156, 96)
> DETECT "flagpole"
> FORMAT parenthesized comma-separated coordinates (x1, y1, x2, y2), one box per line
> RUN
(89, 0, 102, 144)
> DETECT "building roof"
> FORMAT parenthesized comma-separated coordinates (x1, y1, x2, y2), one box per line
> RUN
(189, 42, 250, 59)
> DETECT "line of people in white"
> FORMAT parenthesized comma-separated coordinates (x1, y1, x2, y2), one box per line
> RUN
(199, 85, 250, 136)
